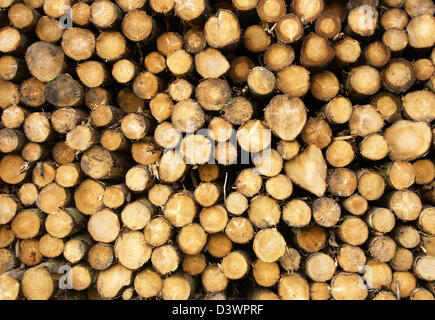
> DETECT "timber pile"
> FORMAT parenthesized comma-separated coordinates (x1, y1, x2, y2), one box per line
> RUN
(0, 0, 434, 300)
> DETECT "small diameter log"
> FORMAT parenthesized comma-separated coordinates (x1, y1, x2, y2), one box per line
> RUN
(0, 248, 16, 273)
(64, 235, 93, 263)
(371, 92, 401, 123)
(134, 268, 162, 299)
(338, 216, 369, 246)
(125, 165, 153, 192)
(414, 59, 435, 81)
(20, 77, 45, 108)
(414, 255, 435, 281)
(0, 26, 28, 54)
(115, 231, 151, 270)
(88, 243, 114, 271)
(264, 95, 307, 141)
(90, 0, 121, 29)
(301, 117, 332, 149)
(122, 10, 156, 43)
(300, 33, 334, 69)
(349, 105, 384, 137)
(39, 234, 64, 258)
(208, 118, 233, 143)
(343, 194, 368, 216)
(222, 97, 253, 125)
(0, 226, 15, 248)
(0, 56, 28, 81)
(196, 78, 231, 111)
(206, 234, 231, 261)
(395, 225, 421, 249)
(88, 87, 114, 110)
(277, 140, 300, 160)
(66, 125, 100, 152)
(18, 183, 38, 206)
(378, 161, 415, 190)
(24, 112, 53, 143)
(243, 25, 271, 53)
(384, 120, 432, 161)
(45, 73, 84, 107)
(32, 161, 55, 188)
(256, 0, 286, 23)
(382, 28, 408, 53)
(148, 184, 172, 207)
(363, 259, 392, 290)
(381, 58, 416, 94)
(282, 199, 311, 228)
(174, 0, 209, 23)
(402, 90, 435, 122)
(310, 283, 330, 300)
(0, 80, 19, 109)
(313, 197, 341, 228)
(0, 273, 20, 300)
(194, 48, 230, 78)
(305, 252, 336, 282)
(121, 199, 154, 230)
(285, 144, 327, 197)
(8, 3, 39, 30)
(74, 179, 105, 215)
(202, 264, 228, 294)
(252, 259, 280, 287)
(278, 274, 310, 300)
(221, 251, 249, 280)
(156, 32, 182, 57)
(248, 195, 280, 229)
(81, 146, 125, 180)
(183, 29, 206, 54)
(391, 271, 416, 298)
(247, 67, 275, 96)
(158, 150, 186, 183)
(229, 56, 254, 84)
(418, 207, 435, 235)
(315, 11, 341, 38)
(35, 16, 63, 43)
(21, 266, 54, 300)
(164, 193, 196, 228)
(88, 209, 120, 244)
(177, 223, 207, 255)
(347, 4, 378, 37)
(406, 14, 435, 49)
(277, 65, 310, 97)
(388, 190, 422, 221)
(168, 79, 193, 102)
(204, 10, 240, 49)
(366, 207, 396, 233)
(413, 160, 435, 185)
(0, 128, 25, 153)
(151, 244, 180, 275)
(253, 228, 286, 263)
(144, 217, 172, 247)
(0, 154, 27, 185)
(225, 217, 254, 245)
(357, 169, 385, 201)
(369, 235, 397, 262)
(310, 71, 339, 102)
(194, 183, 220, 207)
(235, 168, 262, 198)
(36, 182, 70, 213)
(264, 44, 295, 72)
(346, 65, 381, 98)
(295, 224, 326, 253)
(102, 184, 128, 209)
(337, 245, 366, 273)
(381, 8, 408, 30)
(112, 59, 137, 83)
(97, 263, 132, 299)
(52, 142, 75, 165)
(45, 208, 85, 239)
(265, 174, 293, 200)
(71, 2, 90, 26)
(224, 191, 248, 216)
(52, 108, 88, 134)
(331, 273, 368, 300)
(334, 37, 361, 66)
(96, 31, 126, 62)
(391, 247, 413, 272)
(149, 93, 173, 123)
(292, 0, 324, 23)
(411, 288, 435, 301)
(327, 168, 357, 197)
(101, 129, 129, 152)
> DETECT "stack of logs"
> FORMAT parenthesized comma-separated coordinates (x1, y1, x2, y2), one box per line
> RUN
(0, 0, 434, 300)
